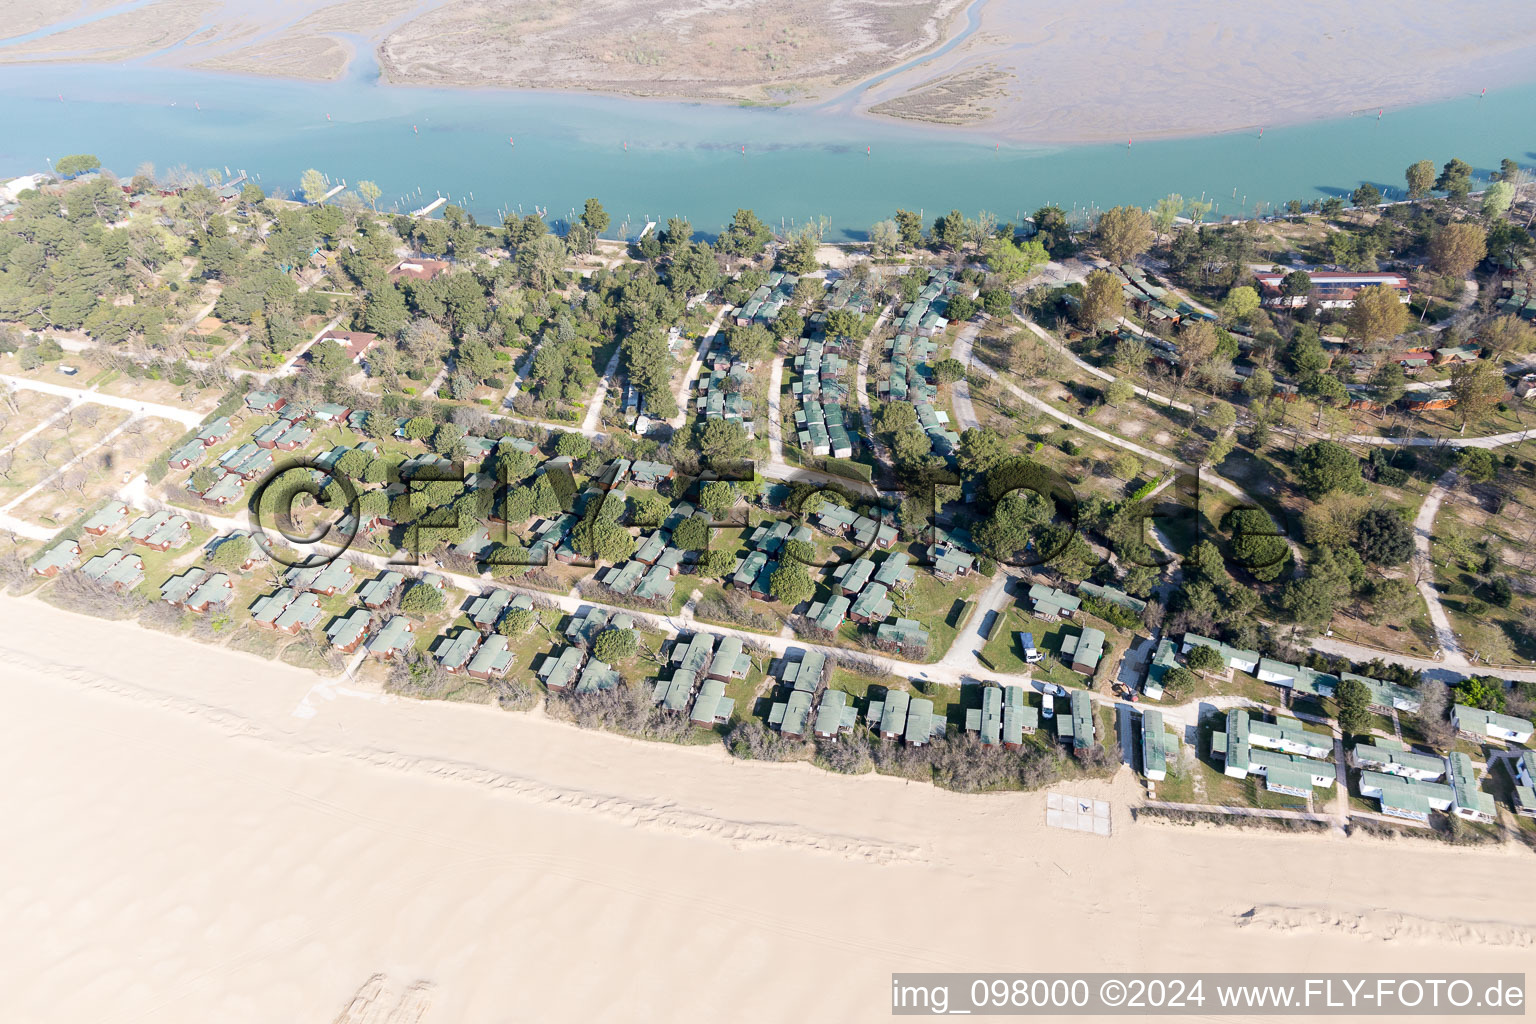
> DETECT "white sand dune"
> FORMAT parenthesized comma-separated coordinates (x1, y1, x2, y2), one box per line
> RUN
(2, 594, 1534, 1023)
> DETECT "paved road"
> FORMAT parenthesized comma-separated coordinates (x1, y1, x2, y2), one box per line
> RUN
(1339, 427, 1536, 450)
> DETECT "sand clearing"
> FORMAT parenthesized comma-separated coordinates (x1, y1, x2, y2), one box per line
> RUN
(2, 593, 1534, 1023)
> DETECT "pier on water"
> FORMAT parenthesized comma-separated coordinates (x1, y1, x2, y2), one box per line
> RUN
(411, 196, 447, 217)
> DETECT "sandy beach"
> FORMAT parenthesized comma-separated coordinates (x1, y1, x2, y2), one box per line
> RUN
(2, 594, 1534, 1023)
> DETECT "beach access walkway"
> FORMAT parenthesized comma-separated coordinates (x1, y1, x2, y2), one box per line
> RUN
(1142, 800, 1336, 825)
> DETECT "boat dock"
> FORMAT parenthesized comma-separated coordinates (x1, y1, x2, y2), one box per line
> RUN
(411, 197, 447, 217)
(320, 183, 346, 202)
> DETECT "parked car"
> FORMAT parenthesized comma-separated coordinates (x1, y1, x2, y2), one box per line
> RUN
(1019, 630, 1042, 664)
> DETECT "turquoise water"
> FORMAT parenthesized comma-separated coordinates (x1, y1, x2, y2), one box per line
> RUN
(1, 60, 1532, 240)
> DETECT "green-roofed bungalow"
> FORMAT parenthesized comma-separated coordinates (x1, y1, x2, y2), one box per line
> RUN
(1077, 580, 1147, 615)
(1447, 751, 1496, 823)
(1028, 583, 1080, 621)
(903, 697, 945, 747)
(690, 679, 736, 727)
(768, 689, 815, 738)
(466, 634, 516, 677)
(538, 646, 585, 690)
(1001, 685, 1038, 747)
(31, 539, 82, 577)
(437, 628, 482, 673)
(812, 689, 858, 738)
(327, 608, 371, 653)
(806, 595, 849, 632)
(576, 659, 621, 693)
(160, 567, 208, 605)
(1060, 627, 1106, 675)
(875, 617, 929, 651)
(652, 670, 698, 712)
(868, 688, 910, 740)
(1140, 708, 1170, 781)
(780, 649, 826, 691)
(965, 684, 1004, 746)
(672, 632, 716, 675)
(366, 616, 415, 659)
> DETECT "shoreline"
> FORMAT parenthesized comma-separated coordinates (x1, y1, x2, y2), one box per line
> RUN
(4, 592, 1535, 1022)
(4, 40, 1536, 149)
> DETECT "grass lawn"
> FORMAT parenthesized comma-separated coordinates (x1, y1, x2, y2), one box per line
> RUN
(1096, 704, 1119, 758)
(1187, 669, 1287, 707)
(888, 570, 984, 662)
(978, 607, 1091, 690)
(723, 660, 773, 725)
(828, 665, 895, 702)
(1325, 608, 1436, 660)
(122, 527, 215, 604)
(1196, 761, 1313, 811)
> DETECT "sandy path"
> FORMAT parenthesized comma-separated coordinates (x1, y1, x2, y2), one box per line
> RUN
(581, 344, 623, 434)
(0, 373, 205, 428)
(668, 306, 726, 430)
(2, 594, 1535, 1023)
(1413, 469, 1465, 666)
